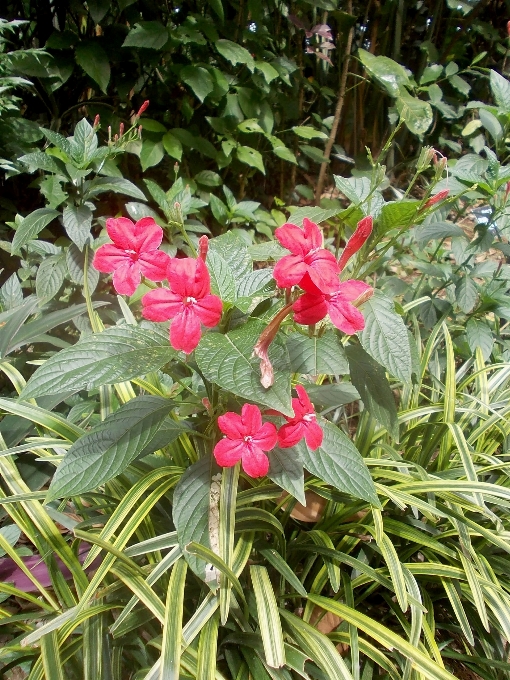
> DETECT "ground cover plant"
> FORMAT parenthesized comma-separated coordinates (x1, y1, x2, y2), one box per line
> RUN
(2, 2, 510, 679)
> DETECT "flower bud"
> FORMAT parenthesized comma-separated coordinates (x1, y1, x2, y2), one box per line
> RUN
(119, 122, 124, 137)
(136, 100, 150, 118)
(198, 235, 209, 262)
(424, 189, 449, 208)
(416, 146, 435, 173)
(507, 20, 510, 36)
(93, 114, 100, 129)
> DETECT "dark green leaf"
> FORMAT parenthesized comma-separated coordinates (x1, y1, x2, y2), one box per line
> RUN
(292, 126, 328, 140)
(66, 244, 99, 293)
(414, 221, 465, 244)
(140, 140, 164, 171)
(0, 298, 39, 358)
(46, 396, 176, 499)
(286, 332, 349, 375)
(294, 419, 379, 505)
(122, 22, 169, 49)
(455, 277, 478, 314)
(0, 273, 23, 310)
(267, 447, 305, 505)
(86, 177, 146, 201)
(346, 344, 399, 440)
(181, 65, 214, 103)
(216, 40, 254, 72)
(305, 383, 359, 409)
(75, 42, 110, 93)
(62, 205, 92, 249)
(378, 201, 420, 233)
(396, 92, 433, 136)
(490, 70, 510, 113)
(162, 131, 183, 161)
(12, 209, 60, 254)
(466, 318, 493, 360)
(21, 325, 176, 398)
(358, 49, 410, 97)
(35, 255, 66, 303)
(236, 146, 265, 174)
(86, 0, 110, 23)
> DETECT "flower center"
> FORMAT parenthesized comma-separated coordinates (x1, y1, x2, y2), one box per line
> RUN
(124, 248, 138, 261)
(303, 413, 315, 422)
(185, 296, 197, 306)
(243, 435, 253, 443)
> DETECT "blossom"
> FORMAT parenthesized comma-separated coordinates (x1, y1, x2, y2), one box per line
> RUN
(423, 190, 449, 209)
(278, 385, 323, 450)
(338, 216, 373, 271)
(213, 404, 278, 478)
(293, 279, 373, 334)
(273, 218, 339, 293)
(141, 257, 222, 354)
(93, 216, 170, 296)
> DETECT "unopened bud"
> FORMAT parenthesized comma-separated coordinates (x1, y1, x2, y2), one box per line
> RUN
(93, 114, 100, 129)
(507, 20, 510, 37)
(136, 100, 150, 118)
(424, 189, 449, 208)
(416, 146, 435, 173)
(138, 125, 142, 138)
(505, 181, 510, 202)
(198, 235, 209, 262)
(108, 125, 112, 142)
(114, 133, 118, 142)
(353, 288, 374, 308)
(119, 122, 124, 137)
(202, 397, 212, 413)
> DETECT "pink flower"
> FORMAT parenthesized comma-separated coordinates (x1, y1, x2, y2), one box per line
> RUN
(423, 190, 449, 209)
(141, 257, 222, 354)
(293, 279, 373, 334)
(278, 385, 323, 450)
(273, 218, 339, 293)
(93, 217, 171, 296)
(214, 404, 278, 478)
(338, 216, 373, 271)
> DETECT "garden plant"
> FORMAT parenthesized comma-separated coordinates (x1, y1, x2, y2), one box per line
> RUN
(1, 2, 510, 680)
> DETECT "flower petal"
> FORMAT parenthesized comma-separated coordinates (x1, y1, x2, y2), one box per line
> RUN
(217, 412, 245, 439)
(335, 279, 372, 302)
(241, 445, 270, 478)
(305, 250, 340, 293)
(241, 403, 263, 434)
(168, 258, 211, 299)
(302, 218, 323, 250)
(278, 421, 306, 448)
(138, 250, 172, 282)
(133, 217, 163, 251)
(92, 244, 130, 273)
(112, 262, 141, 296)
(106, 217, 138, 250)
(304, 421, 323, 450)
(193, 294, 223, 327)
(292, 293, 328, 325)
(275, 223, 312, 256)
(328, 297, 366, 334)
(273, 254, 308, 289)
(170, 308, 202, 353)
(252, 422, 278, 451)
(141, 289, 183, 322)
(338, 216, 373, 271)
(214, 438, 245, 467)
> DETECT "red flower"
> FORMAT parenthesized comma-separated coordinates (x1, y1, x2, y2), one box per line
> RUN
(423, 190, 449, 209)
(278, 385, 323, 450)
(213, 404, 278, 478)
(273, 218, 339, 293)
(93, 217, 171, 296)
(141, 257, 222, 354)
(293, 279, 373, 334)
(338, 216, 373, 271)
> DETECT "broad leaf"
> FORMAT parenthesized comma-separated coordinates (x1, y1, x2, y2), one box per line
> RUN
(162, 131, 183, 161)
(86, 177, 146, 201)
(195, 320, 293, 416)
(75, 42, 110, 93)
(378, 201, 420, 233)
(305, 383, 360, 409)
(46, 396, 177, 499)
(465, 318, 493, 361)
(268, 447, 305, 505)
(66, 244, 99, 293)
(396, 91, 433, 136)
(12, 209, 60, 254)
(0, 273, 23, 310)
(286, 332, 349, 375)
(0, 297, 39, 358)
(294, 419, 379, 505)
(140, 140, 164, 171)
(173, 456, 217, 581)
(414, 221, 465, 244)
(286, 206, 338, 227)
(180, 65, 214, 103)
(346, 344, 399, 440)
(63, 205, 92, 249)
(292, 126, 328, 140)
(358, 49, 410, 97)
(455, 277, 478, 314)
(122, 22, 169, 49)
(35, 255, 65, 303)
(206, 249, 237, 303)
(216, 40, 254, 72)
(21, 325, 176, 398)
(236, 146, 265, 174)
(359, 291, 412, 382)
(490, 70, 510, 113)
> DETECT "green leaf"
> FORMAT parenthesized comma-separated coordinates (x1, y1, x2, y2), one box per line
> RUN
(378, 201, 420, 232)
(359, 291, 412, 382)
(0, 298, 38, 358)
(0, 273, 23, 310)
(250, 566, 286, 668)
(207, 0, 224, 21)
(209, 232, 253, 284)
(272, 145, 298, 164)
(195, 170, 222, 187)
(449, 74, 470, 96)
(206, 249, 237, 303)
(162, 131, 183, 161)
(490, 69, 510, 113)
(12, 208, 59, 254)
(19, 152, 65, 175)
(455, 277, 478, 314)
(479, 108, 503, 142)
(287, 206, 338, 226)
(75, 42, 110, 93)
(66, 244, 99, 293)
(235, 269, 274, 313)
(41, 128, 73, 156)
(295, 419, 379, 505)
(140, 139, 164, 171)
(62, 205, 92, 249)
(267, 446, 305, 505)
(286, 331, 349, 375)
(86, 177, 146, 200)
(420, 63, 443, 84)
(122, 21, 169, 49)
(345, 344, 399, 440)
(414, 221, 465, 244)
(180, 65, 214, 102)
(255, 61, 279, 83)
(35, 254, 66, 303)
(160, 559, 188, 680)
(304, 383, 359, 408)
(21, 325, 176, 398)
(39, 176, 67, 209)
(299, 144, 329, 163)
(216, 39, 254, 72)
(236, 146, 265, 174)
(396, 91, 433, 136)
(465, 318, 493, 360)
(292, 126, 328, 140)
(195, 320, 293, 416)
(173, 457, 216, 581)
(249, 241, 287, 261)
(46, 396, 176, 500)
(86, 0, 110, 22)
(358, 49, 410, 97)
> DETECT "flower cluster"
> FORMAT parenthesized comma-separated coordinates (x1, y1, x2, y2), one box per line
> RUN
(213, 386, 322, 477)
(274, 216, 374, 334)
(93, 217, 222, 353)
